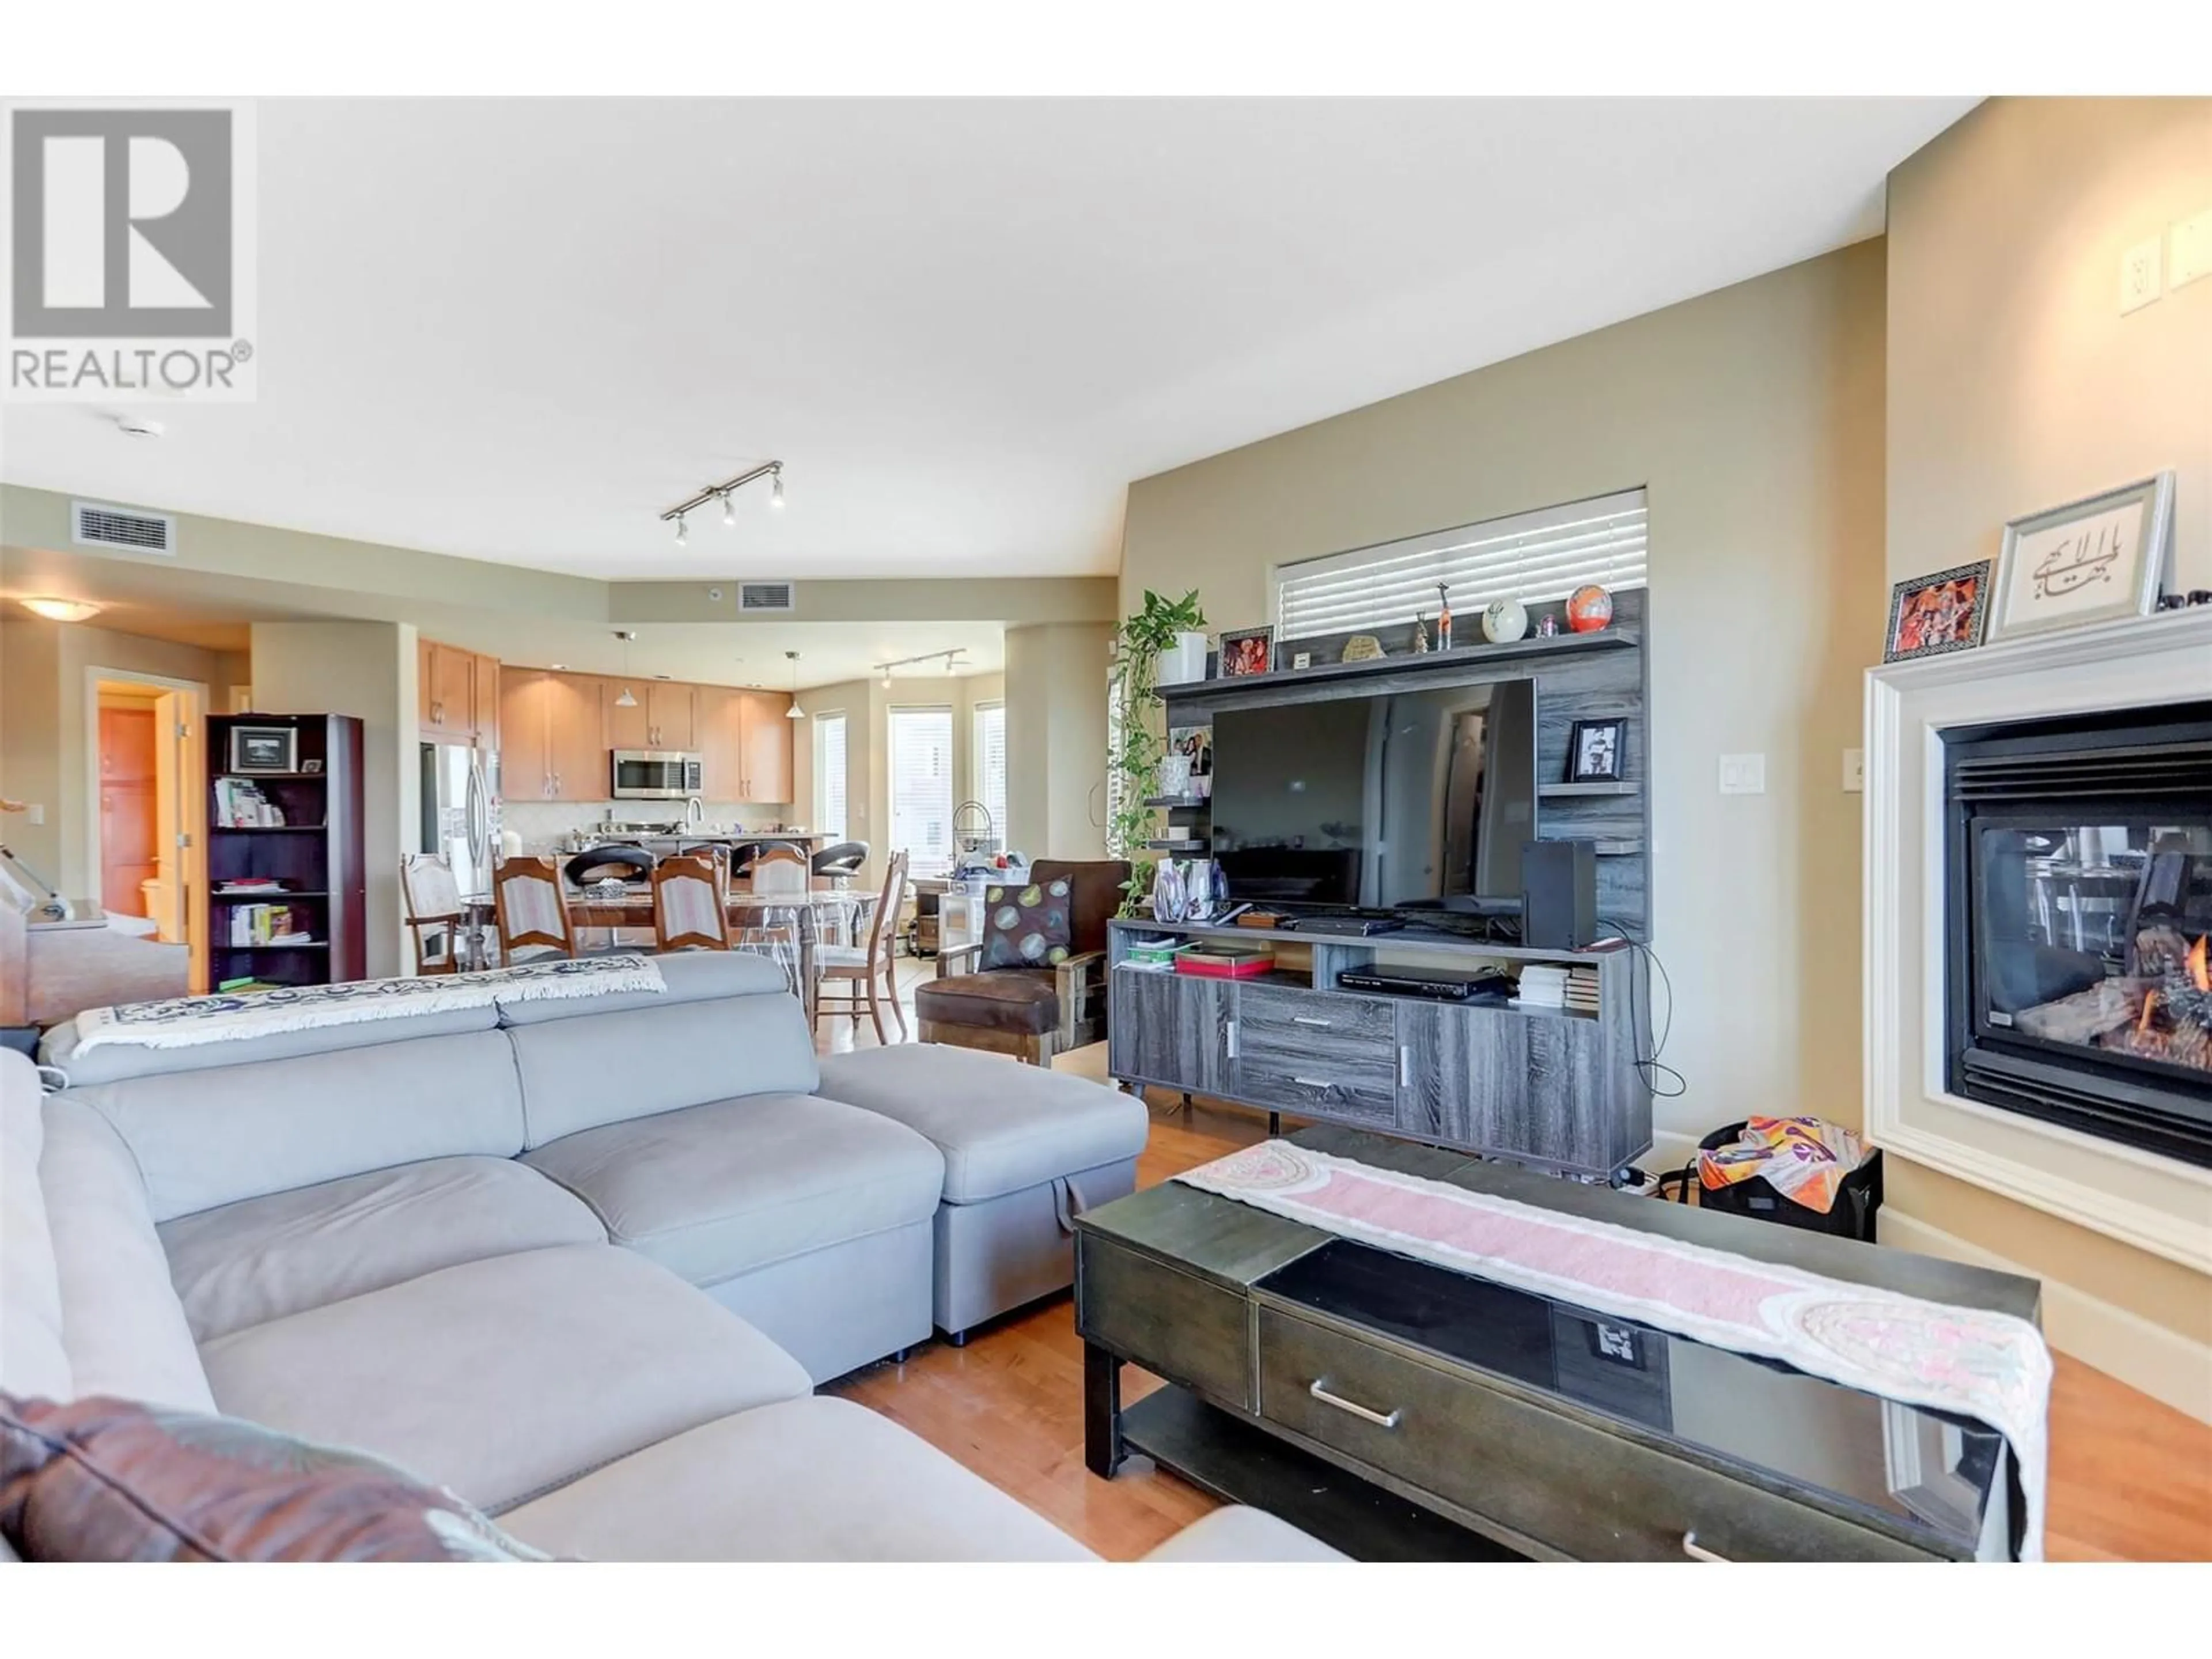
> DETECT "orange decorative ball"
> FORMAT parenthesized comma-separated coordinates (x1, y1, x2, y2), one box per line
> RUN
(1565, 585, 1614, 633)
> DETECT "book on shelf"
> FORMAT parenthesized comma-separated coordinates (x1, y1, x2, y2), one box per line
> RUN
(213, 778, 288, 828)
(227, 903, 316, 946)
(217, 976, 285, 994)
(214, 878, 290, 895)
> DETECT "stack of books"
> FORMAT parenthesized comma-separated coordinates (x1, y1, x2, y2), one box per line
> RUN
(1122, 937, 1182, 973)
(213, 779, 287, 827)
(229, 903, 315, 947)
(1564, 965, 1601, 1015)
(1516, 964, 1569, 1009)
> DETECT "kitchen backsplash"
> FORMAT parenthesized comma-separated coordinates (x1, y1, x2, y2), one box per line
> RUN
(501, 800, 802, 853)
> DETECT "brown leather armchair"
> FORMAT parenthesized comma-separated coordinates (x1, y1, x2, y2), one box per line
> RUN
(914, 859, 1128, 1066)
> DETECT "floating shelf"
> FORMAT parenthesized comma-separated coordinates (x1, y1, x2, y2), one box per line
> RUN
(1160, 625, 1639, 706)
(1145, 839, 1209, 853)
(1592, 839, 1644, 857)
(1539, 781, 1639, 798)
(1143, 795, 1211, 810)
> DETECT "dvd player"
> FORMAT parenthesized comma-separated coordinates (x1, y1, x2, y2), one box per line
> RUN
(1335, 966, 1512, 1001)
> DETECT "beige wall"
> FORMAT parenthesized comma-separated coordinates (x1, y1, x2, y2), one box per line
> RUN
(248, 621, 419, 979)
(1883, 99, 2212, 1382)
(1003, 622, 1112, 862)
(0, 616, 227, 895)
(1122, 242, 1890, 1156)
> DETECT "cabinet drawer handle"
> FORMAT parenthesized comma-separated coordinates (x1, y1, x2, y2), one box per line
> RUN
(1225, 1021, 1238, 1059)
(1291, 1014, 1332, 1027)
(1291, 1076, 1334, 1091)
(1308, 1378, 1401, 1429)
(1681, 1532, 1730, 1563)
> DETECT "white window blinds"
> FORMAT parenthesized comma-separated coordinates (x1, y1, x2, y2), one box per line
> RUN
(973, 702, 1007, 849)
(813, 713, 847, 842)
(889, 706, 955, 877)
(1274, 488, 1647, 639)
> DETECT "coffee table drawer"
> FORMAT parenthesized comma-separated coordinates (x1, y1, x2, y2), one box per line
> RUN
(1078, 1236, 1252, 1411)
(1257, 1308, 1936, 1561)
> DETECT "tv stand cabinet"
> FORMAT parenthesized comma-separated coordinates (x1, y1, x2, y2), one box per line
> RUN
(1107, 919, 1652, 1176)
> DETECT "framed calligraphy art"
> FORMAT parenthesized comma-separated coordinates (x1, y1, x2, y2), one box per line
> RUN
(1988, 472, 2173, 643)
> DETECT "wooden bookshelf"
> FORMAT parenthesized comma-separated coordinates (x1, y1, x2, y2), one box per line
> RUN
(203, 714, 366, 989)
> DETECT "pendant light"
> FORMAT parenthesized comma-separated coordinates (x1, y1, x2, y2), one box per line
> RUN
(785, 650, 805, 718)
(613, 631, 639, 708)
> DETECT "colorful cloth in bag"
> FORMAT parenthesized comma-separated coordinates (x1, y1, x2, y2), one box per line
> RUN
(1697, 1116, 1866, 1215)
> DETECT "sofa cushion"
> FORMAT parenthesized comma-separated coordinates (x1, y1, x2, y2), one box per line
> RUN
(507, 995, 819, 1149)
(0, 1056, 70, 1402)
(501, 1395, 1093, 1561)
(38, 1100, 214, 1413)
(976, 876, 1074, 971)
(814, 1044, 1149, 1204)
(521, 1093, 944, 1286)
(67, 1029, 528, 1223)
(160, 1157, 608, 1342)
(1136, 1505, 1350, 1562)
(914, 973, 1059, 1036)
(199, 1244, 811, 1513)
(0, 1392, 548, 1561)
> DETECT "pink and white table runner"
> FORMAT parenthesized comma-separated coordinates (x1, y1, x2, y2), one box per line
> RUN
(1175, 1139, 2051, 1559)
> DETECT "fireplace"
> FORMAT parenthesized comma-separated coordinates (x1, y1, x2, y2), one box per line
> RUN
(1945, 702, 2212, 1166)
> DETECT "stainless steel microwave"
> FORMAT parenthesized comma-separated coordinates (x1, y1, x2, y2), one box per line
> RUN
(611, 750, 703, 800)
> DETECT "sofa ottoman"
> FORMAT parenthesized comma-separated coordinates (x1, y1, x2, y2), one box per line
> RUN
(813, 1044, 1147, 1340)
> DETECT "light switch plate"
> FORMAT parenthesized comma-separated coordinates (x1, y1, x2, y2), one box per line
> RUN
(2120, 235, 2164, 314)
(1843, 748, 1865, 793)
(24, 803, 43, 825)
(2171, 208, 2212, 290)
(1718, 753, 1766, 796)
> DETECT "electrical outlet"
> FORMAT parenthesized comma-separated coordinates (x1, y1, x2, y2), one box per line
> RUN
(2120, 235, 2164, 314)
(1718, 753, 1766, 796)
(2171, 208, 2212, 290)
(1843, 748, 1865, 794)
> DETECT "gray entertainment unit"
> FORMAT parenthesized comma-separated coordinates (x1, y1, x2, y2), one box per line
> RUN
(1108, 922, 1652, 1175)
(1111, 586, 1656, 1176)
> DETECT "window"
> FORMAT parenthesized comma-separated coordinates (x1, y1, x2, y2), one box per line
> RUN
(973, 701, 1007, 850)
(1273, 488, 1648, 639)
(889, 706, 955, 877)
(813, 713, 847, 842)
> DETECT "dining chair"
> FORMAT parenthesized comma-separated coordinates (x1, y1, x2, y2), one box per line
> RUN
(736, 843, 808, 984)
(652, 854, 730, 953)
(815, 850, 910, 1043)
(400, 854, 467, 975)
(491, 855, 578, 963)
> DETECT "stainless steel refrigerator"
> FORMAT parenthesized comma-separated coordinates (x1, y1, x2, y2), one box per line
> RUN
(420, 742, 501, 897)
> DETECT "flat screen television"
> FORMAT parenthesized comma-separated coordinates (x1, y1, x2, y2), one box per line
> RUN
(1210, 677, 1537, 911)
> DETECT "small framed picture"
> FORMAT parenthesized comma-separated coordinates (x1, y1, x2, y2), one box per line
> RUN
(1217, 626, 1274, 678)
(1988, 472, 2173, 642)
(1884, 560, 1991, 662)
(228, 725, 298, 774)
(1290, 651, 1312, 671)
(301, 758, 324, 775)
(1566, 718, 1627, 783)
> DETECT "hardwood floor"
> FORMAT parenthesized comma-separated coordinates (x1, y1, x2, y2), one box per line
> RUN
(821, 960, 2212, 1562)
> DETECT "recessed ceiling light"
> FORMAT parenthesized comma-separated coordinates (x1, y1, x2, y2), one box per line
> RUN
(20, 597, 102, 623)
(115, 414, 165, 440)
(550, 662, 569, 671)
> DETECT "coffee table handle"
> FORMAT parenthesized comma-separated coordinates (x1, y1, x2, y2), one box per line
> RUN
(1308, 1378, 1402, 1429)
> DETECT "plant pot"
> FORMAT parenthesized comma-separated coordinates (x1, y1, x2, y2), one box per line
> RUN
(1156, 631, 1211, 687)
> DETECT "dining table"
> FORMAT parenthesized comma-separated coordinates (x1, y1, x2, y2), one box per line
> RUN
(458, 888, 863, 1025)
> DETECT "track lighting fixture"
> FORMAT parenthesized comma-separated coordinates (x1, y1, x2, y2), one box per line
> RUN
(658, 460, 786, 535)
(871, 647, 968, 683)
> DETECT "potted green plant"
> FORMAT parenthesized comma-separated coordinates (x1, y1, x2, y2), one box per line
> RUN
(1107, 588, 1207, 915)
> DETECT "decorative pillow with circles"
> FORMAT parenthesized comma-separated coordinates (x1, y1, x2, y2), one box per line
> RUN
(976, 877, 1074, 971)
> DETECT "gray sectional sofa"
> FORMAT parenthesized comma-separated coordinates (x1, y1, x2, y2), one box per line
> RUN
(0, 953, 1341, 1560)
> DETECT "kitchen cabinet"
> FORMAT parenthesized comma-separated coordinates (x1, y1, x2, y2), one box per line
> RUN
(601, 680, 694, 751)
(419, 638, 476, 740)
(698, 685, 743, 798)
(471, 654, 500, 752)
(738, 691, 794, 802)
(548, 672, 609, 801)
(498, 669, 555, 798)
(601, 679, 650, 750)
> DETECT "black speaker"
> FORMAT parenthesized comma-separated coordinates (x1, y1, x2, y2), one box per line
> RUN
(1521, 839, 1597, 949)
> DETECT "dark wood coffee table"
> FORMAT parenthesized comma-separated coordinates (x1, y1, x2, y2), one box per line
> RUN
(1076, 1125, 2043, 1562)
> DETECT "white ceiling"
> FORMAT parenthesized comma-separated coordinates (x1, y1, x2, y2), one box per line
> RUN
(0, 97, 1972, 582)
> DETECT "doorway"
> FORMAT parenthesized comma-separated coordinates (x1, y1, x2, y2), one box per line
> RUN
(88, 673, 209, 992)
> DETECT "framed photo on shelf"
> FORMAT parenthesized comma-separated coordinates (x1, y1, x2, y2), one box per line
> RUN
(301, 759, 324, 775)
(1883, 560, 1991, 662)
(1216, 626, 1273, 677)
(1987, 471, 2173, 642)
(1566, 718, 1627, 783)
(228, 725, 298, 775)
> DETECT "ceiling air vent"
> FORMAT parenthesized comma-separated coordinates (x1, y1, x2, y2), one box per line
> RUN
(71, 500, 176, 556)
(738, 581, 796, 614)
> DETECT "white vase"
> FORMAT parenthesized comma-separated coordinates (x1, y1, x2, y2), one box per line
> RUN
(1156, 631, 1211, 687)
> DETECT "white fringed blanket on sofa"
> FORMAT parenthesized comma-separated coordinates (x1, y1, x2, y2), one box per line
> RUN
(68, 955, 665, 1054)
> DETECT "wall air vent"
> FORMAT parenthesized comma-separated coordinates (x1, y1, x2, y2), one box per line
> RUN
(71, 500, 176, 556)
(738, 581, 796, 614)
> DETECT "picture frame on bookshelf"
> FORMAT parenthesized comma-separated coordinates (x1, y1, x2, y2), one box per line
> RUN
(301, 758, 323, 775)
(229, 725, 298, 774)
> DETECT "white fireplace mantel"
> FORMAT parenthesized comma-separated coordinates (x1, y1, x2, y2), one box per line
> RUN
(1864, 607, 2212, 1274)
